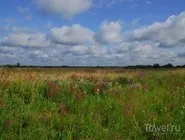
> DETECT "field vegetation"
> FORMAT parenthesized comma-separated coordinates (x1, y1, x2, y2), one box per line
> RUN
(0, 68, 185, 140)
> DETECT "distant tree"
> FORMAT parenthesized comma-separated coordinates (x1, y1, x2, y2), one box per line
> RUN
(153, 63, 160, 68)
(17, 63, 20, 67)
(163, 63, 173, 68)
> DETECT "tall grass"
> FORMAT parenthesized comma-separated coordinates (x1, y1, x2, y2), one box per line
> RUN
(0, 68, 185, 139)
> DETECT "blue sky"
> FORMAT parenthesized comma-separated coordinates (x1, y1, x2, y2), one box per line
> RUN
(0, 0, 185, 66)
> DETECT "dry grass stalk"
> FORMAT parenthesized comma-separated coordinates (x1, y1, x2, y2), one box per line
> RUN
(148, 112, 157, 121)
(58, 104, 68, 116)
(123, 104, 135, 118)
(69, 82, 76, 96)
(6, 119, 12, 128)
(0, 100, 7, 109)
(92, 81, 108, 95)
(48, 82, 59, 98)
(75, 91, 85, 102)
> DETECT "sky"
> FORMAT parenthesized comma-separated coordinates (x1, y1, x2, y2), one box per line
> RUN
(0, 0, 185, 66)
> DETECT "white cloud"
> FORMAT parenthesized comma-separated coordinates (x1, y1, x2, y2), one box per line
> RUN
(94, 20, 123, 44)
(89, 44, 108, 56)
(50, 24, 94, 45)
(1, 11, 185, 66)
(113, 41, 177, 65)
(0, 32, 50, 48)
(69, 45, 90, 55)
(35, 0, 92, 18)
(130, 11, 185, 47)
(29, 50, 49, 59)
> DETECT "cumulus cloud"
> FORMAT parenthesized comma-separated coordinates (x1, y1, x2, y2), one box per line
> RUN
(68, 45, 90, 55)
(0, 32, 50, 48)
(35, 0, 92, 18)
(113, 42, 177, 65)
(29, 50, 49, 59)
(1, 11, 185, 66)
(50, 24, 94, 45)
(89, 44, 108, 57)
(94, 20, 123, 44)
(129, 11, 185, 48)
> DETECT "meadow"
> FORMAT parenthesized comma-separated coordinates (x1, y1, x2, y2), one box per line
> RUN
(0, 68, 185, 140)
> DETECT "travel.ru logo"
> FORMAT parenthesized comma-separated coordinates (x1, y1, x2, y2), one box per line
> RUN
(144, 124, 181, 134)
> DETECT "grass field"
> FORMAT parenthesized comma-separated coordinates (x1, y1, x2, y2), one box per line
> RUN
(0, 68, 185, 140)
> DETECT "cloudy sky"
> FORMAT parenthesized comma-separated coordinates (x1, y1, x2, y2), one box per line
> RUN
(0, 0, 185, 66)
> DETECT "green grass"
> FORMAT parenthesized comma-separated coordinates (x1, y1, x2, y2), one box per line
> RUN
(0, 68, 185, 140)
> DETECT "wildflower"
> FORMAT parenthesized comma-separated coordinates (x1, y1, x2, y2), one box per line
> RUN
(92, 81, 107, 95)
(130, 83, 140, 89)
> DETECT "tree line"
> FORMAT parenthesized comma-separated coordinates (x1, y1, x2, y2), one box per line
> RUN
(0, 63, 185, 69)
